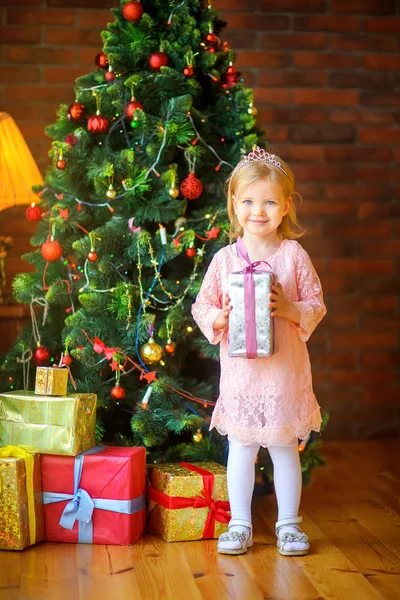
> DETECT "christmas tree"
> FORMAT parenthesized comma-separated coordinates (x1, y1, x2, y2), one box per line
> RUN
(1, 0, 326, 481)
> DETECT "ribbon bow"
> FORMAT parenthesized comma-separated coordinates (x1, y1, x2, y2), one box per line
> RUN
(59, 488, 94, 531)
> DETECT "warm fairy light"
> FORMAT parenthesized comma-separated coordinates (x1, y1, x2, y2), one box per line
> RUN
(160, 360, 165, 366)
(186, 326, 193, 332)
(205, 213, 211, 218)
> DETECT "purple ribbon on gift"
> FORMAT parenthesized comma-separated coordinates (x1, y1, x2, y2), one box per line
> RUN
(236, 237, 275, 359)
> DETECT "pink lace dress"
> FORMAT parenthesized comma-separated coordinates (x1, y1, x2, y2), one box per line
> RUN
(191, 239, 327, 447)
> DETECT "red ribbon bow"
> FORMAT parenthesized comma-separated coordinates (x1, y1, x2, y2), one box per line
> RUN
(147, 462, 231, 539)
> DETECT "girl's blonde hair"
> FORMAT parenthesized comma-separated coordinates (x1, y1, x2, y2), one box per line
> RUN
(225, 155, 305, 242)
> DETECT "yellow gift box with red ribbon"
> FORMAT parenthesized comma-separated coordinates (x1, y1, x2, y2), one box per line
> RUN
(0, 446, 44, 550)
(147, 462, 231, 542)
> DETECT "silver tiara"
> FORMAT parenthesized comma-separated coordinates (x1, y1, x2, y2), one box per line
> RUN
(237, 146, 287, 176)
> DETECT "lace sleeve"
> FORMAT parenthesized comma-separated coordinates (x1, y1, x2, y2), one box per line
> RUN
(191, 253, 226, 345)
(291, 245, 327, 342)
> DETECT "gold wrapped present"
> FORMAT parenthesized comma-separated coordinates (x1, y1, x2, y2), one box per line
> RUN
(35, 366, 69, 396)
(147, 461, 230, 542)
(0, 446, 44, 550)
(0, 391, 96, 456)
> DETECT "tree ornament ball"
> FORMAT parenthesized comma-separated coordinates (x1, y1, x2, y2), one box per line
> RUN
(56, 159, 66, 170)
(122, 0, 144, 22)
(183, 65, 194, 77)
(61, 353, 72, 366)
(26, 204, 41, 222)
(149, 51, 168, 71)
(192, 428, 203, 443)
(87, 114, 109, 135)
(168, 186, 179, 198)
(180, 172, 203, 200)
(67, 102, 85, 123)
(248, 105, 258, 116)
(206, 32, 217, 43)
(41, 239, 63, 262)
(140, 338, 163, 365)
(33, 346, 50, 366)
(125, 100, 144, 121)
(95, 52, 109, 70)
(105, 70, 116, 83)
(186, 247, 197, 258)
(164, 341, 175, 354)
(106, 185, 116, 199)
(110, 383, 126, 401)
(87, 250, 98, 262)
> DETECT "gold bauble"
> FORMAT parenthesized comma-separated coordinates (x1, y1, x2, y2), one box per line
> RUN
(169, 186, 179, 198)
(140, 337, 163, 364)
(106, 185, 116, 199)
(192, 428, 203, 443)
(248, 105, 258, 116)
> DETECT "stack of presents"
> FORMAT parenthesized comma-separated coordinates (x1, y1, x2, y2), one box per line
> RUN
(0, 365, 230, 550)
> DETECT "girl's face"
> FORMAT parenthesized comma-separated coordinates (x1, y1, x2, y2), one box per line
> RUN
(233, 177, 291, 240)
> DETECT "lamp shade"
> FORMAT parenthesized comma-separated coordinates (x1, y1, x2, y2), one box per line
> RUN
(0, 112, 43, 210)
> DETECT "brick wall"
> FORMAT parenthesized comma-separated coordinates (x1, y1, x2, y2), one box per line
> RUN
(0, 0, 399, 439)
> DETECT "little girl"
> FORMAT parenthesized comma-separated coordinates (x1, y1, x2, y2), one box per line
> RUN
(191, 147, 326, 557)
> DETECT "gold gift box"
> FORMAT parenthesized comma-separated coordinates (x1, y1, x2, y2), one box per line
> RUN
(147, 462, 230, 542)
(0, 391, 97, 456)
(0, 452, 44, 550)
(35, 366, 69, 396)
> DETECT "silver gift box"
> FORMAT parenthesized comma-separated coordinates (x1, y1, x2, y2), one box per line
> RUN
(228, 270, 275, 358)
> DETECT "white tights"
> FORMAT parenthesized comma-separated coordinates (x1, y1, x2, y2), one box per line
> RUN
(227, 436, 302, 529)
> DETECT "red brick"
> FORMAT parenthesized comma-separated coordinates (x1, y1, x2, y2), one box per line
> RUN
(261, 0, 326, 10)
(224, 32, 258, 49)
(259, 32, 326, 49)
(294, 52, 362, 69)
(321, 276, 356, 293)
(300, 201, 356, 216)
(361, 349, 400, 367)
(329, 72, 395, 90)
(236, 50, 291, 68)
(263, 126, 288, 143)
(326, 183, 387, 200)
(312, 351, 357, 368)
(329, 258, 394, 275)
(293, 89, 359, 106)
(359, 239, 400, 255)
(253, 88, 290, 104)
(47, 0, 114, 6)
(329, 294, 397, 314)
(365, 55, 400, 70)
(44, 66, 90, 83)
(357, 167, 400, 182)
(45, 28, 102, 46)
(257, 107, 325, 123)
(295, 165, 355, 181)
(0, 26, 41, 44)
(295, 182, 325, 198)
(278, 145, 325, 162)
(7, 8, 75, 26)
(222, 14, 289, 30)
(294, 14, 361, 31)
(330, 108, 395, 124)
(331, 33, 397, 51)
(359, 128, 400, 143)
(331, 0, 396, 13)
(0, 0, 42, 4)
(365, 16, 400, 32)
(78, 9, 111, 28)
(324, 314, 359, 330)
(42, 104, 62, 121)
(6, 85, 73, 103)
(325, 146, 392, 162)
(289, 123, 356, 143)
(8, 46, 77, 65)
(213, 0, 261, 10)
(258, 70, 326, 87)
(332, 333, 398, 348)
(326, 222, 392, 238)
(332, 370, 395, 385)
(18, 122, 48, 139)
(361, 92, 400, 106)
(358, 203, 397, 219)
(303, 238, 358, 256)
(0, 104, 42, 121)
(0, 66, 40, 83)
(361, 387, 399, 405)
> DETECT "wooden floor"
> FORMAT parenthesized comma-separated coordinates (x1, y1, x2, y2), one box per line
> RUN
(1, 440, 400, 600)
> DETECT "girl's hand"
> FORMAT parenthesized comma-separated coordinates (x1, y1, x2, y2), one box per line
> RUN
(213, 292, 232, 330)
(269, 282, 292, 319)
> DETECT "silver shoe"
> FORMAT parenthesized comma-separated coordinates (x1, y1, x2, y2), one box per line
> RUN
(217, 526, 253, 555)
(276, 516, 310, 556)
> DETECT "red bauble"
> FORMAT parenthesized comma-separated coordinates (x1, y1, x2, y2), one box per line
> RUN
(125, 100, 144, 121)
(67, 102, 85, 123)
(41, 239, 63, 262)
(61, 353, 72, 366)
(149, 51, 168, 71)
(87, 114, 109, 135)
(183, 65, 194, 77)
(206, 32, 217, 43)
(180, 172, 203, 200)
(56, 159, 66, 170)
(122, 1, 144, 22)
(226, 65, 237, 86)
(111, 383, 126, 401)
(26, 204, 41, 221)
(105, 70, 116, 83)
(164, 342, 176, 354)
(95, 52, 109, 70)
(87, 251, 98, 262)
(33, 346, 50, 366)
(186, 247, 197, 258)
